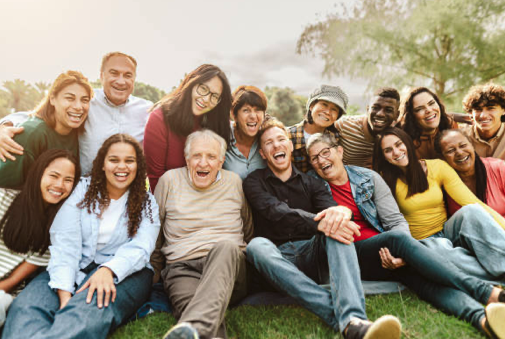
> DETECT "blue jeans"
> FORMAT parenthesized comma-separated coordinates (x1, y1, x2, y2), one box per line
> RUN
(246, 235, 366, 333)
(2, 265, 152, 339)
(355, 230, 491, 330)
(443, 204, 505, 277)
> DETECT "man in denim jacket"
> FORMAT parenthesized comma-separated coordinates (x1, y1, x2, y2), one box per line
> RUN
(306, 132, 505, 338)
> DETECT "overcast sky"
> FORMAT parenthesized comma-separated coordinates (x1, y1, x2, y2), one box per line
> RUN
(1, 0, 368, 107)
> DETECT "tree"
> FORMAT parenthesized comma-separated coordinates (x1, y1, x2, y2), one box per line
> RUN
(133, 81, 166, 104)
(3, 79, 38, 112)
(264, 87, 305, 126)
(297, 0, 505, 105)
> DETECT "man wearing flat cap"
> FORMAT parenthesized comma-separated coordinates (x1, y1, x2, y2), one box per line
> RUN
(288, 84, 348, 173)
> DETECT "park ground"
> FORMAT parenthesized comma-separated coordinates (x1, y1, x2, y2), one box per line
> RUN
(109, 290, 485, 339)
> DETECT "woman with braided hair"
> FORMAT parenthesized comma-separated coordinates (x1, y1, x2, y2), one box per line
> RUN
(3, 133, 160, 339)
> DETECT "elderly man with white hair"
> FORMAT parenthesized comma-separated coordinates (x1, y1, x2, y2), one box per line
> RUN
(151, 129, 253, 339)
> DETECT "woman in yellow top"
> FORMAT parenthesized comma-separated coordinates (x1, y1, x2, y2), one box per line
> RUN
(373, 127, 505, 280)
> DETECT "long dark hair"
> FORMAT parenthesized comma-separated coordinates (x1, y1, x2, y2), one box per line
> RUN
(0, 149, 80, 254)
(78, 134, 153, 237)
(157, 64, 231, 145)
(400, 87, 452, 142)
(373, 127, 429, 198)
(435, 129, 488, 203)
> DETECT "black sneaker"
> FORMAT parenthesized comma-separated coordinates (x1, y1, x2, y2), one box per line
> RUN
(163, 322, 199, 339)
(484, 304, 505, 339)
(345, 315, 401, 339)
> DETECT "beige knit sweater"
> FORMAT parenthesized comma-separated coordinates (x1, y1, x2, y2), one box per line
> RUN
(151, 167, 253, 271)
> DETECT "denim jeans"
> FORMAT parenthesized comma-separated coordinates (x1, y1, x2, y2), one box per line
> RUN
(355, 230, 491, 330)
(2, 265, 152, 339)
(246, 235, 366, 333)
(443, 204, 505, 277)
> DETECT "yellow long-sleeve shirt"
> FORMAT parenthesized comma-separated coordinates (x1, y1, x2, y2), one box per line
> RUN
(395, 159, 505, 239)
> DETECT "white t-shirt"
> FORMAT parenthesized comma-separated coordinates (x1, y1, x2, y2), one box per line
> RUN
(97, 192, 128, 250)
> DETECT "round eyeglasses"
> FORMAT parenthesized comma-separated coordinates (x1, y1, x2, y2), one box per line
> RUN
(196, 83, 221, 106)
(310, 146, 336, 164)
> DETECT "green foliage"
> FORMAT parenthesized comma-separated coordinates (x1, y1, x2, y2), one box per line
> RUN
(133, 81, 166, 104)
(297, 0, 505, 102)
(346, 104, 362, 116)
(2, 79, 43, 113)
(264, 86, 307, 126)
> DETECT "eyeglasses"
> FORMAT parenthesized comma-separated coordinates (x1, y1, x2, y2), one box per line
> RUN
(310, 146, 335, 164)
(196, 83, 221, 106)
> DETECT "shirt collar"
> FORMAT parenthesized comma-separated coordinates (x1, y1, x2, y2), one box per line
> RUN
(101, 89, 130, 108)
(472, 123, 505, 143)
(264, 164, 302, 181)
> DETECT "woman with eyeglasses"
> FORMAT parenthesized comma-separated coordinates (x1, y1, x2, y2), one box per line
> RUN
(399, 87, 458, 160)
(144, 64, 231, 191)
(372, 127, 505, 281)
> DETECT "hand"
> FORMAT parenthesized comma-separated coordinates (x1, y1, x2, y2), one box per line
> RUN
(379, 247, 406, 270)
(0, 125, 24, 162)
(76, 267, 116, 309)
(325, 221, 361, 244)
(57, 289, 72, 310)
(314, 206, 353, 236)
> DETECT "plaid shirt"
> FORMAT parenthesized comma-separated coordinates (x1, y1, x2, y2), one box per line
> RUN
(288, 120, 337, 173)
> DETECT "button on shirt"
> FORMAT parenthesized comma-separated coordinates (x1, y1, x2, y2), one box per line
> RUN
(223, 124, 266, 180)
(79, 89, 152, 174)
(243, 165, 337, 246)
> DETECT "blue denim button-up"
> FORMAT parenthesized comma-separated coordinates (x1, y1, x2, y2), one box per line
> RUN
(309, 165, 409, 234)
(48, 177, 160, 293)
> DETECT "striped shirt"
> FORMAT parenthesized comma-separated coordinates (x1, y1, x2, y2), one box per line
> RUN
(335, 115, 376, 169)
(153, 167, 253, 264)
(0, 188, 50, 293)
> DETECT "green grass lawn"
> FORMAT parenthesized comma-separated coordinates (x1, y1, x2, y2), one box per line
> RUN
(109, 290, 485, 339)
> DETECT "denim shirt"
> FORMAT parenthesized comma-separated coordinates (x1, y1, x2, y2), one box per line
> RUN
(309, 165, 410, 234)
(48, 177, 161, 294)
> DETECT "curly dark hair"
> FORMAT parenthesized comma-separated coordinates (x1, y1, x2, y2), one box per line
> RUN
(78, 134, 153, 237)
(400, 87, 452, 142)
(463, 83, 505, 113)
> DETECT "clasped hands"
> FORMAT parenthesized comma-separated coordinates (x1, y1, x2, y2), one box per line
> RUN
(314, 206, 357, 245)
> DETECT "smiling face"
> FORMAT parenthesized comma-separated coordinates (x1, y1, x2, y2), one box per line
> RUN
(439, 131, 476, 174)
(235, 104, 265, 138)
(308, 142, 345, 183)
(309, 100, 340, 128)
(259, 126, 293, 175)
(412, 92, 441, 134)
(186, 137, 224, 189)
(367, 96, 399, 135)
(191, 76, 223, 116)
(40, 157, 76, 205)
(50, 83, 90, 135)
(472, 105, 505, 139)
(103, 142, 138, 199)
(100, 55, 136, 106)
(381, 134, 409, 169)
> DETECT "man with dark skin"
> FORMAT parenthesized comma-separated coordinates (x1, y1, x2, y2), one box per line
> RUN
(335, 87, 400, 168)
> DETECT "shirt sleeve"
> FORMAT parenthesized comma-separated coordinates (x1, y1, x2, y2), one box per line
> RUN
(438, 160, 505, 229)
(0, 111, 30, 126)
(243, 173, 320, 230)
(371, 171, 410, 233)
(101, 193, 161, 283)
(150, 171, 171, 282)
(48, 181, 86, 294)
(144, 108, 169, 192)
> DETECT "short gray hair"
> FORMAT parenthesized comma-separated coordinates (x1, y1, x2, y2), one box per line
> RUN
(184, 129, 227, 161)
(306, 133, 338, 154)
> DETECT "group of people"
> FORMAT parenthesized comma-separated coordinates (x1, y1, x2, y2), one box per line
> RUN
(0, 51, 504, 339)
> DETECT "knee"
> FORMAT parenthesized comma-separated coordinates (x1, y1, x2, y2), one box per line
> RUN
(246, 237, 277, 261)
(456, 204, 488, 222)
